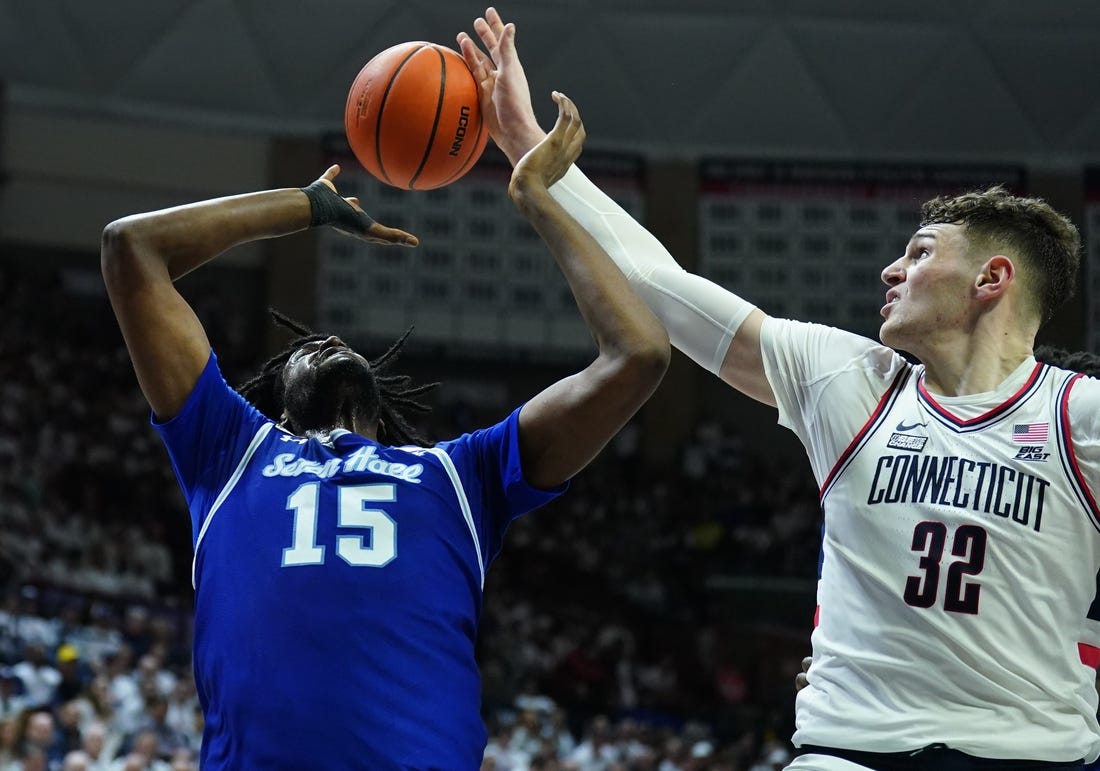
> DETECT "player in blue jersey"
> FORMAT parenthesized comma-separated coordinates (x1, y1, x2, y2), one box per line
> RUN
(100, 94, 669, 770)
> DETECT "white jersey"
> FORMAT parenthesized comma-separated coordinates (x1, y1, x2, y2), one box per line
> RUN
(762, 317, 1100, 762)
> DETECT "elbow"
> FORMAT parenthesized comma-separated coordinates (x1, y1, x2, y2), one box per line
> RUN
(100, 218, 133, 268)
(622, 331, 672, 386)
(100, 217, 145, 288)
(647, 338, 673, 381)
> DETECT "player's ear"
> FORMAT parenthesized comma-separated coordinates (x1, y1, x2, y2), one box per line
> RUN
(975, 254, 1014, 300)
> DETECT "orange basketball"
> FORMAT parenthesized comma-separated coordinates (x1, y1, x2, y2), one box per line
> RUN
(344, 42, 488, 191)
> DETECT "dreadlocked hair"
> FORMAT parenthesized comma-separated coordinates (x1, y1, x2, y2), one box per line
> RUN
(236, 309, 440, 447)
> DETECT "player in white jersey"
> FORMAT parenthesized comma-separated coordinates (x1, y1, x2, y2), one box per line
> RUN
(460, 7, 1096, 769)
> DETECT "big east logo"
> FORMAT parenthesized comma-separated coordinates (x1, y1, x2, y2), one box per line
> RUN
(1014, 445, 1050, 462)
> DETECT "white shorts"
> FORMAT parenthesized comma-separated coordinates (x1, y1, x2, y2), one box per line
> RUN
(785, 754, 875, 771)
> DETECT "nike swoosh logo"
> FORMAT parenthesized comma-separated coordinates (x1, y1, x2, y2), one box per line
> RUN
(895, 420, 925, 432)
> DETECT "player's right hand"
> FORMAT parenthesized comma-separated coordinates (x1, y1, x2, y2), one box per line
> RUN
(457, 7, 547, 166)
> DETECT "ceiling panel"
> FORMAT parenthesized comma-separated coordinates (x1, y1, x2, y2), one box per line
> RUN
(1, 0, 1098, 162)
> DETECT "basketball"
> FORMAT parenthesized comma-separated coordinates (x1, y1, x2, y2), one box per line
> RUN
(344, 42, 489, 191)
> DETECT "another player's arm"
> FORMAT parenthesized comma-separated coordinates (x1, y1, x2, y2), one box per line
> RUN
(101, 168, 416, 419)
(512, 94, 670, 490)
(459, 8, 775, 407)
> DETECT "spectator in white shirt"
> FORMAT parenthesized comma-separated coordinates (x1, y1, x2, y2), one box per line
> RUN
(11, 645, 59, 709)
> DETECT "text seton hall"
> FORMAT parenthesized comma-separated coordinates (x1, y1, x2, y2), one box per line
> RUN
(866, 453, 1050, 532)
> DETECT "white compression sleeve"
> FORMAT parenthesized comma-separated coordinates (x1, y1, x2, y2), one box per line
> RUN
(549, 165, 757, 375)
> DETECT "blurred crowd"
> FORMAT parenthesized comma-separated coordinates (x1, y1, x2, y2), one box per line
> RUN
(0, 585, 197, 771)
(0, 261, 824, 769)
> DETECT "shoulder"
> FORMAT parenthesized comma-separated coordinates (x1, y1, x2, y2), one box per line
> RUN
(434, 408, 521, 457)
(1063, 369, 1100, 418)
(761, 317, 909, 384)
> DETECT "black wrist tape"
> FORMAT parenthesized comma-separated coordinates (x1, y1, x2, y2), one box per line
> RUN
(300, 180, 376, 231)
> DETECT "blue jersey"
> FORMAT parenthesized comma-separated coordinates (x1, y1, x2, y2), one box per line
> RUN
(154, 353, 564, 770)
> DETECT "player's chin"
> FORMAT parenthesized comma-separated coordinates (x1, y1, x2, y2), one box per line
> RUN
(320, 351, 371, 375)
(878, 318, 902, 349)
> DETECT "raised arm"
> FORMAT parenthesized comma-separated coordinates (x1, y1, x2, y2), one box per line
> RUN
(512, 94, 670, 489)
(100, 167, 417, 419)
(459, 8, 775, 406)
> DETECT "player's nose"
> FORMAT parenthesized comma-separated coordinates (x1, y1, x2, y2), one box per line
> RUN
(881, 257, 905, 287)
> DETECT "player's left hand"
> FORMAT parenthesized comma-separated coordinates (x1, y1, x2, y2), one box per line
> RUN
(509, 92, 584, 202)
(795, 656, 812, 691)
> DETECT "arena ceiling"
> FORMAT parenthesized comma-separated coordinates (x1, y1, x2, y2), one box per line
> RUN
(3, 0, 1100, 164)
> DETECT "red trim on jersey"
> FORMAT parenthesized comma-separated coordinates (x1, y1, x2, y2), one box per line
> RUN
(1059, 374, 1100, 527)
(917, 362, 1042, 427)
(1079, 642, 1100, 669)
(819, 366, 910, 501)
(813, 605, 820, 627)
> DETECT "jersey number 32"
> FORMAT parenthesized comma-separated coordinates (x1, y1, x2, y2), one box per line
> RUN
(903, 521, 987, 614)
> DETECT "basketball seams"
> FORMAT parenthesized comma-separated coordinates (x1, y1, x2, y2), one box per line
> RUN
(373, 44, 428, 187)
(345, 41, 487, 190)
(408, 46, 448, 190)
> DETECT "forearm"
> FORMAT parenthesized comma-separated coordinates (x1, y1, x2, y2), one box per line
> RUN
(549, 165, 758, 375)
(513, 184, 667, 360)
(102, 188, 311, 283)
(548, 165, 680, 281)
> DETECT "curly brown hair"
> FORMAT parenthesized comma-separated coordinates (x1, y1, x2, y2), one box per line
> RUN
(920, 185, 1080, 325)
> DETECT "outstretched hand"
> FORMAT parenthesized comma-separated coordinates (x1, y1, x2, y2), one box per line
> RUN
(509, 92, 584, 203)
(457, 7, 547, 166)
(309, 165, 419, 246)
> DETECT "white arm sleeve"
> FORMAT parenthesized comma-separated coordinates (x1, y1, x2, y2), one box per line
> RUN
(549, 164, 757, 375)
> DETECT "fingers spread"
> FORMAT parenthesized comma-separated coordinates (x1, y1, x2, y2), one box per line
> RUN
(474, 16, 498, 51)
(500, 22, 516, 56)
(458, 34, 489, 78)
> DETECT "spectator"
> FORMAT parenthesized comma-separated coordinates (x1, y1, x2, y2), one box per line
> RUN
(77, 722, 116, 771)
(164, 749, 194, 771)
(125, 697, 183, 761)
(20, 710, 62, 770)
(112, 731, 167, 771)
(0, 717, 19, 770)
(11, 645, 60, 710)
(0, 671, 27, 721)
(60, 752, 90, 771)
(482, 723, 528, 771)
(53, 648, 89, 707)
(53, 702, 83, 757)
(566, 715, 621, 771)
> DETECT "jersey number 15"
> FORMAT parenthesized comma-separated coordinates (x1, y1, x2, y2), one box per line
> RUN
(281, 482, 397, 567)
